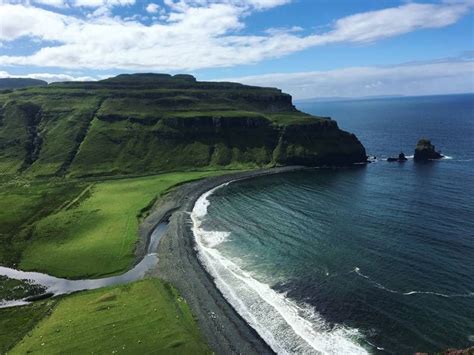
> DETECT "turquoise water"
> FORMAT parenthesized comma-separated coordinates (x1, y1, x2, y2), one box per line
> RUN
(193, 94, 474, 354)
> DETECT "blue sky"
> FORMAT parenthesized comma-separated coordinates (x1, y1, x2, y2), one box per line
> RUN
(0, 0, 473, 98)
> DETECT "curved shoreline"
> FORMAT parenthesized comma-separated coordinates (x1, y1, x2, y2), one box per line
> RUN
(150, 166, 306, 354)
(1, 166, 304, 352)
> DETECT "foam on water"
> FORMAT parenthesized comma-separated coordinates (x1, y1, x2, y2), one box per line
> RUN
(353, 267, 473, 298)
(192, 184, 369, 354)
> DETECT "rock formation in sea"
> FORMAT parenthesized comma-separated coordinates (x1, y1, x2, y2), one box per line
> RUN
(414, 139, 443, 162)
(387, 152, 408, 162)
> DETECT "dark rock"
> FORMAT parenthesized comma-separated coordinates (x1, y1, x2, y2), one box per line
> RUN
(414, 139, 443, 161)
(387, 152, 407, 162)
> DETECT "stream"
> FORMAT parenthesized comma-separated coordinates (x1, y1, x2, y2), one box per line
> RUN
(0, 222, 168, 308)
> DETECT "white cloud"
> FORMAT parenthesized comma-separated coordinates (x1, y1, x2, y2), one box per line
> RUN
(33, 0, 67, 7)
(0, 71, 100, 82)
(2, 57, 473, 98)
(219, 59, 474, 99)
(0, 1, 472, 70)
(72, 0, 135, 7)
(146, 3, 160, 14)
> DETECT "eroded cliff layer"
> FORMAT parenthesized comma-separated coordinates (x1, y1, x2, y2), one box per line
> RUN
(0, 74, 366, 177)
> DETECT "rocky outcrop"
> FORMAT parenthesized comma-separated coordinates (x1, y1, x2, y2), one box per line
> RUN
(414, 139, 443, 162)
(387, 152, 408, 162)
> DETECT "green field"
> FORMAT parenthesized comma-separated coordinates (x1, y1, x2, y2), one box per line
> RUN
(0, 170, 232, 353)
(1, 171, 228, 279)
(0, 300, 57, 354)
(9, 279, 211, 354)
(0, 179, 86, 266)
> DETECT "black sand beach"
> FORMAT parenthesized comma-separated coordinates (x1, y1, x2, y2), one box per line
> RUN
(142, 167, 304, 354)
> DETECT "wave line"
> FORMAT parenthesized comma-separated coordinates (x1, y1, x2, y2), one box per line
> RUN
(353, 267, 473, 298)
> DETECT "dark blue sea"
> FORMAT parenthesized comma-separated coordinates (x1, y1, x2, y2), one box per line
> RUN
(192, 94, 474, 354)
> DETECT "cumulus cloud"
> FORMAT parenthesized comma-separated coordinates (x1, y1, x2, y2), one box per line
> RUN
(219, 58, 474, 99)
(146, 3, 160, 13)
(0, 1, 472, 70)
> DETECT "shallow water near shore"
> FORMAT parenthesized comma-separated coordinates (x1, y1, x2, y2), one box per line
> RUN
(194, 94, 474, 354)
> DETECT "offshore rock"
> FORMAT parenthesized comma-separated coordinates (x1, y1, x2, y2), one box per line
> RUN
(387, 152, 408, 162)
(414, 139, 443, 162)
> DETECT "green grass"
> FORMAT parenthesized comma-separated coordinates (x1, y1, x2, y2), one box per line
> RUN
(0, 179, 85, 266)
(0, 300, 57, 354)
(19, 171, 228, 278)
(10, 279, 211, 355)
(0, 74, 343, 178)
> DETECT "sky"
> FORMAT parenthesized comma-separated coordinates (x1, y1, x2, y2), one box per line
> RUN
(0, 0, 473, 99)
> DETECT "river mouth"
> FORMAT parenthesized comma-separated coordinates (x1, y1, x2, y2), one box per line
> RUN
(0, 222, 168, 308)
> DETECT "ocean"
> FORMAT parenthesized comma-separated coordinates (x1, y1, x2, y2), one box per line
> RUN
(192, 94, 474, 354)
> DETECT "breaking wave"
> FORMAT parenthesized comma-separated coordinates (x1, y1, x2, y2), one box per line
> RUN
(192, 183, 369, 354)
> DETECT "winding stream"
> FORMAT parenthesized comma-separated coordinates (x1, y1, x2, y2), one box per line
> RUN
(0, 222, 168, 308)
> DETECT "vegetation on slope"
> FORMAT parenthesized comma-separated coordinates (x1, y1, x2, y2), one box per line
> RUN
(0, 178, 86, 266)
(9, 279, 211, 354)
(0, 74, 366, 179)
(0, 300, 57, 354)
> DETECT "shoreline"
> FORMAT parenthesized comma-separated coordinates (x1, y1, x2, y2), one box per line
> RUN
(0, 166, 305, 351)
(148, 166, 306, 354)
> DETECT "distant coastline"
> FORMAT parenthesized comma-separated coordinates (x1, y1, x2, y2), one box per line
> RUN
(294, 92, 474, 104)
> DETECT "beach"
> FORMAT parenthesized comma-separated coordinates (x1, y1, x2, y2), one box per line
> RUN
(146, 167, 304, 354)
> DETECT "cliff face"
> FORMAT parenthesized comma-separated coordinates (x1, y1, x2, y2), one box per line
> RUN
(0, 74, 366, 178)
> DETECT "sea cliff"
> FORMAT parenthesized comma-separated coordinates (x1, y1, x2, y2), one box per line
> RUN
(0, 73, 366, 178)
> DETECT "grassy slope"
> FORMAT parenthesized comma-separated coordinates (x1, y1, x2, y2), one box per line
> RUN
(10, 279, 211, 355)
(17, 171, 228, 278)
(0, 300, 57, 354)
(0, 179, 85, 266)
(1, 75, 358, 180)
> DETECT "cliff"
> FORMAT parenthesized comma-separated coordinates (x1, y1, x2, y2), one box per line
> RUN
(0, 74, 366, 178)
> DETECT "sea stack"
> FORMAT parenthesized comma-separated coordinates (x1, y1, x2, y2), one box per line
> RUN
(414, 139, 443, 162)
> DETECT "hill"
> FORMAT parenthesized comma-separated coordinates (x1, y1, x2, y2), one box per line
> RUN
(0, 73, 366, 178)
(0, 78, 47, 90)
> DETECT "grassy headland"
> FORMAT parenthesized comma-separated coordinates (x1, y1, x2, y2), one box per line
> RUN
(0, 73, 366, 179)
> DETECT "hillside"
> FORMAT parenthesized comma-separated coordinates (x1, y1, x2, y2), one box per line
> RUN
(0, 73, 366, 178)
(0, 78, 47, 90)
